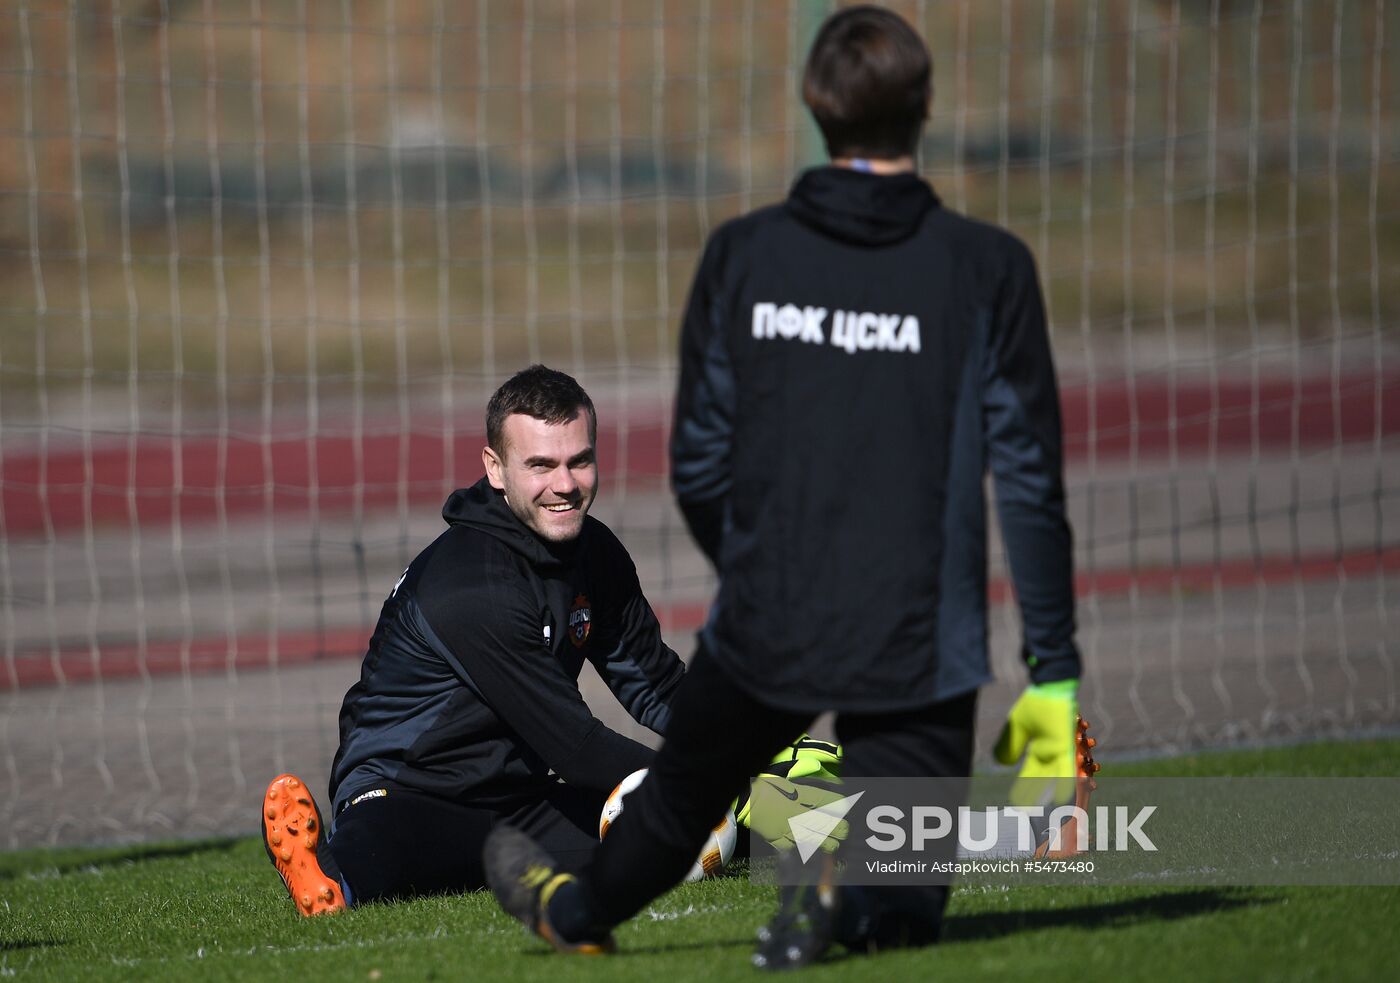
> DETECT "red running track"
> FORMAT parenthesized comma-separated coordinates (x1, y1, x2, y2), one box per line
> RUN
(1, 370, 1397, 537)
(5, 545, 1398, 691)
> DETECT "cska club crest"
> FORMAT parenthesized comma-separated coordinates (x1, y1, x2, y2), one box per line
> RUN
(568, 594, 592, 648)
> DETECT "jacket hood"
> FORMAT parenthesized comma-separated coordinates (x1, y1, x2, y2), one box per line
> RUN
(784, 166, 939, 247)
(442, 476, 579, 568)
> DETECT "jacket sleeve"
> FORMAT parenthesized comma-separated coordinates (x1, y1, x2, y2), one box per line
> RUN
(670, 233, 737, 565)
(982, 236, 1082, 685)
(586, 539, 686, 736)
(421, 575, 653, 794)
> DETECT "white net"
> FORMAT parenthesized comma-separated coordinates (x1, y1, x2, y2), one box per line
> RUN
(0, 0, 1396, 848)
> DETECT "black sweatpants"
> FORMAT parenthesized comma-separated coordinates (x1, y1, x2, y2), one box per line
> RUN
(581, 647, 976, 943)
(328, 782, 605, 904)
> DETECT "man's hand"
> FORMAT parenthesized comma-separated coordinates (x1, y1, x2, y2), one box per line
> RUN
(993, 680, 1084, 808)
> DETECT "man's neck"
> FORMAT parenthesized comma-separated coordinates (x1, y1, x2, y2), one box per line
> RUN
(830, 156, 916, 175)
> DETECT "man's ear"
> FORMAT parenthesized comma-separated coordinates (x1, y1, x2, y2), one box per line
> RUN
(483, 444, 506, 491)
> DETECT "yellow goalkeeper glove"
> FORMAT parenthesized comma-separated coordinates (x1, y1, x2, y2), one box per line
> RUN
(743, 775, 851, 853)
(735, 735, 846, 852)
(735, 734, 841, 826)
(993, 679, 1082, 808)
(764, 735, 842, 784)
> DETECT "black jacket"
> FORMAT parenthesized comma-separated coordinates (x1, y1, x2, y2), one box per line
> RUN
(672, 166, 1080, 713)
(329, 477, 685, 813)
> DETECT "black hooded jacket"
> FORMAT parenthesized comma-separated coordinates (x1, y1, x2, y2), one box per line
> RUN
(671, 166, 1080, 712)
(328, 477, 685, 813)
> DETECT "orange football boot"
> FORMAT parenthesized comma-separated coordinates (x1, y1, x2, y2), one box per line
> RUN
(262, 773, 345, 916)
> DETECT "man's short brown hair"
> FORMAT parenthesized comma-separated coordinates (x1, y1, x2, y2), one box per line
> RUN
(486, 364, 597, 454)
(802, 5, 931, 160)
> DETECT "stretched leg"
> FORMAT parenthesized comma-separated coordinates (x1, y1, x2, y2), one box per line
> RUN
(485, 647, 811, 946)
(267, 778, 601, 912)
(583, 650, 812, 925)
(326, 786, 497, 903)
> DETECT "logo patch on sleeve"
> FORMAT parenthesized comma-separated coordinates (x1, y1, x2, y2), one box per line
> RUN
(568, 594, 592, 648)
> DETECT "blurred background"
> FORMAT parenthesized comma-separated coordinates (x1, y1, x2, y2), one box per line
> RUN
(1, 0, 1397, 847)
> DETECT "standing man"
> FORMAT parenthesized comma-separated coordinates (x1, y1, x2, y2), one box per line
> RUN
(486, 6, 1087, 967)
(262, 365, 686, 914)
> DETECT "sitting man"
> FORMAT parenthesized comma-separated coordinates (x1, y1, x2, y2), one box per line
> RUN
(261, 365, 689, 914)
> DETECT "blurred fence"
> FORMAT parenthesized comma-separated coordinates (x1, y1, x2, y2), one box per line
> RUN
(1, 0, 1397, 848)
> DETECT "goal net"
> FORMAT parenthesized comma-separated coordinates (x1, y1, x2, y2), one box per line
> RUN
(1, 0, 1396, 848)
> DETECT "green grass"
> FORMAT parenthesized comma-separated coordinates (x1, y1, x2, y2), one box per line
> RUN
(4, 740, 1399, 981)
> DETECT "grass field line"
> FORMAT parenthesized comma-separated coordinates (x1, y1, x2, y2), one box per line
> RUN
(1109, 854, 1400, 884)
(104, 923, 471, 969)
(644, 901, 739, 922)
(86, 902, 738, 969)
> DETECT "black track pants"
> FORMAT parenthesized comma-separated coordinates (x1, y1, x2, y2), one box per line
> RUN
(582, 646, 976, 942)
(327, 782, 605, 904)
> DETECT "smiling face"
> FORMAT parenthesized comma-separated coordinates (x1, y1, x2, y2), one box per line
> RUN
(482, 409, 598, 543)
